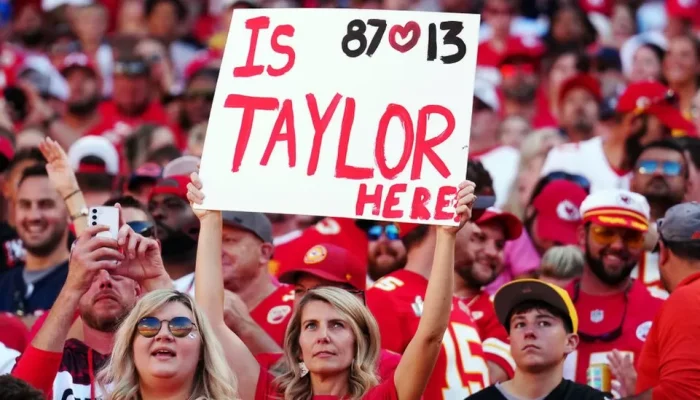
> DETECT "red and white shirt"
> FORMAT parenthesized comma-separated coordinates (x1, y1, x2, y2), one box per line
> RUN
(250, 285, 295, 347)
(367, 270, 490, 399)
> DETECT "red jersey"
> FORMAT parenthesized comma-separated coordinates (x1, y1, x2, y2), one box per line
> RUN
(249, 285, 295, 347)
(563, 280, 664, 385)
(367, 270, 489, 399)
(631, 252, 670, 299)
(636, 272, 700, 399)
(458, 291, 515, 378)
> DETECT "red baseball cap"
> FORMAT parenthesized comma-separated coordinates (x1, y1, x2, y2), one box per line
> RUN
(278, 243, 367, 291)
(666, 0, 699, 19)
(532, 180, 587, 245)
(475, 208, 523, 241)
(558, 74, 602, 105)
(500, 37, 545, 66)
(148, 175, 190, 202)
(616, 81, 696, 134)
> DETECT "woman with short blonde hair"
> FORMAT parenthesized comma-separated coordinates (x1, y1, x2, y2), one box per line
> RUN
(98, 289, 238, 400)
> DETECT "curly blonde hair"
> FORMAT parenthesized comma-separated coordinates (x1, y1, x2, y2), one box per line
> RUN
(272, 287, 381, 400)
(97, 289, 238, 400)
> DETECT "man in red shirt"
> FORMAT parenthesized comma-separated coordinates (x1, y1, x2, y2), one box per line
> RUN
(274, 242, 401, 383)
(633, 203, 700, 399)
(454, 208, 523, 383)
(564, 189, 664, 390)
(367, 224, 490, 399)
(218, 211, 294, 351)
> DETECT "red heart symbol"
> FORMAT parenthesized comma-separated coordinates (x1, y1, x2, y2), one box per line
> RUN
(388, 21, 421, 53)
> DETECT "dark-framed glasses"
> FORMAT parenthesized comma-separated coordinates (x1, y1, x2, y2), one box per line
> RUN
(127, 221, 155, 238)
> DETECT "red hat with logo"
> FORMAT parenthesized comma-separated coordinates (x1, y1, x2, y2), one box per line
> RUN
(532, 180, 587, 245)
(558, 74, 602, 105)
(148, 175, 190, 202)
(278, 243, 367, 291)
(616, 81, 696, 135)
(272, 218, 369, 277)
(579, 0, 614, 16)
(475, 208, 523, 240)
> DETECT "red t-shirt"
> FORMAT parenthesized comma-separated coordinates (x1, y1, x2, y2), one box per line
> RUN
(458, 291, 515, 378)
(249, 285, 295, 347)
(0, 313, 29, 353)
(636, 272, 700, 399)
(367, 270, 489, 399)
(564, 279, 664, 385)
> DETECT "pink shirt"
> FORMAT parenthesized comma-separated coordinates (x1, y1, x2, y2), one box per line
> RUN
(485, 230, 541, 294)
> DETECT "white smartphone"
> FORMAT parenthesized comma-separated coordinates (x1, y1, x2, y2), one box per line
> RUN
(89, 206, 120, 239)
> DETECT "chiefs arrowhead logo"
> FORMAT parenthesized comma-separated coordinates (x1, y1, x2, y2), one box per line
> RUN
(556, 200, 581, 221)
(303, 245, 328, 264)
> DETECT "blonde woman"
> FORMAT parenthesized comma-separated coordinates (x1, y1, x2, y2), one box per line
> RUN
(186, 172, 476, 400)
(98, 289, 238, 400)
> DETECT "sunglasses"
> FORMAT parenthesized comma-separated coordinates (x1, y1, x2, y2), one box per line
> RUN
(115, 61, 149, 76)
(636, 160, 682, 177)
(127, 221, 155, 238)
(590, 225, 645, 249)
(368, 224, 400, 241)
(137, 316, 197, 338)
(573, 280, 630, 343)
(529, 172, 591, 205)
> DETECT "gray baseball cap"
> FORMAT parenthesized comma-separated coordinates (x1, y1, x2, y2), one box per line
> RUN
(222, 211, 273, 244)
(658, 202, 700, 243)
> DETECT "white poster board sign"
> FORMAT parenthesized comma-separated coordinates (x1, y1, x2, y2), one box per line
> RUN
(198, 9, 480, 225)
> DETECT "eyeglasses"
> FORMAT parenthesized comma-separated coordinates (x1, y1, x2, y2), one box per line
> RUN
(529, 171, 591, 205)
(127, 221, 155, 238)
(367, 224, 400, 241)
(115, 61, 149, 76)
(137, 316, 197, 338)
(590, 225, 645, 249)
(573, 280, 630, 343)
(636, 160, 682, 177)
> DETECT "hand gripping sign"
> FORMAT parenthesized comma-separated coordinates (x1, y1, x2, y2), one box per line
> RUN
(197, 9, 480, 225)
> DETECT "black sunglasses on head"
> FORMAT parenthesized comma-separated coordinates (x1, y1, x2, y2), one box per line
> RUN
(137, 316, 197, 338)
(127, 221, 155, 238)
(529, 171, 591, 205)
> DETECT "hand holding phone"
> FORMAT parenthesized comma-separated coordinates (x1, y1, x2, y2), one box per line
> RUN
(89, 207, 120, 239)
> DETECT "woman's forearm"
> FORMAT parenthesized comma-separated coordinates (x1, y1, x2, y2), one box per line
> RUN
(194, 212, 225, 323)
(415, 229, 455, 341)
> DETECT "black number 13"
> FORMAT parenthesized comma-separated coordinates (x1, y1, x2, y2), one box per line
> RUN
(428, 21, 466, 64)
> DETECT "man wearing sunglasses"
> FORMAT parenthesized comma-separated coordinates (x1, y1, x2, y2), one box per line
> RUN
(541, 81, 696, 194)
(11, 222, 173, 399)
(562, 190, 664, 393)
(363, 222, 407, 285)
(633, 203, 700, 400)
(630, 139, 691, 299)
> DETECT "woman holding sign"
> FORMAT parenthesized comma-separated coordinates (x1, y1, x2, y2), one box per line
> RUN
(187, 171, 477, 400)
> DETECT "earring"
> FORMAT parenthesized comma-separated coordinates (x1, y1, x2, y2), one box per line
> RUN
(299, 362, 309, 377)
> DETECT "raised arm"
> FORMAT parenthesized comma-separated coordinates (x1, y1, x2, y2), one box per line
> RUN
(394, 181, 476, 400)
(187, 172, 260, 400)
(39, 137, 88, 234)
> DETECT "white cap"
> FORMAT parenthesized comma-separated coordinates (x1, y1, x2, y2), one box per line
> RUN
(163, 155, 200, 178)
(580, 189, 650, 232)
(473, 78, 500, 112)
(68, 136, 120, 176)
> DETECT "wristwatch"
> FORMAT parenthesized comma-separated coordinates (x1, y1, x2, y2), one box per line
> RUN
(71, 207, 89, 221)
